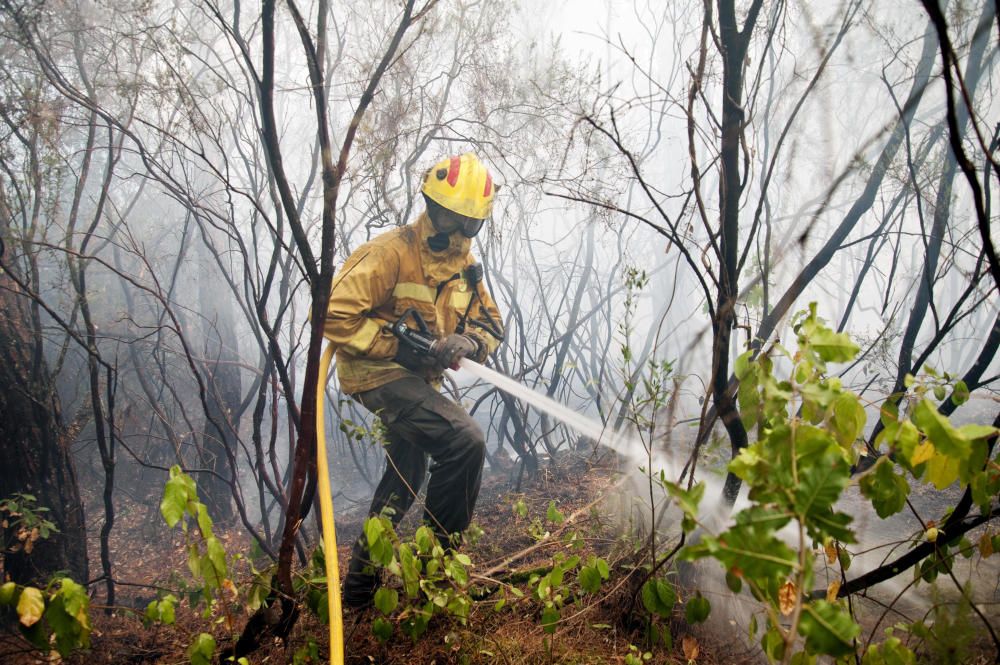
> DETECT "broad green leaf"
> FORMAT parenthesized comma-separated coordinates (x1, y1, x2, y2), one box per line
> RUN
(16, 586, 44, 627)
(414, 525, 435, 554)
(374, 587, 398, 615)
(546, 501, 565, 525)
(640, 579, 673, 618)
(655, 579, 676, 609)
(951, 380, 970, 406)
(187, 632, 216, 665)
(372, 617, 393, 642)
(364, 517, 384, 549)
(160, 475, 188, 528)
(762, 626, 785, 661)
(578, 566, 602, 593)
(447, 559, 469, 586)
(595, 558, 610, 579)
(541, 605, 560, 633)
(206, 536, 228, 581)
(798, 601, 860, 656)
(0, 582, 16, 605)
(956, 423, 998, 442)
(196, 503, 213, 538)
(911, 399, 969, 459)
(807, 327, 860, 364)
(685, 592, 711, 624)
(859, 458, 910, 518)
(793, 430, 851, 516)
(831, 393, 866, 448)
(664, 480, 705, 519)
(50, 579, 90, 656)
(925, 452, 960, 490)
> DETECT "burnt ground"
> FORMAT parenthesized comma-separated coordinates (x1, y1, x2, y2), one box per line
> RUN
(0, 449, 997, 664)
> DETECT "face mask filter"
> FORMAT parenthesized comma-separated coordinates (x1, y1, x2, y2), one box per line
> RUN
(427, 231, 451, 252)
(460, 218, 484, 238)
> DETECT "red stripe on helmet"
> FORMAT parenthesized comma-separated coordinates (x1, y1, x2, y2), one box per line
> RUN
(447, 156, 461, 186)
(483, 173, 493, 197)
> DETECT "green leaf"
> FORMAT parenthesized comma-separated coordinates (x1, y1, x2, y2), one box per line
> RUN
(541, 605, 560, 633)
(951, 380, 970, 406)
(762, 626, 785, 661)
(596, 558, 610, 579)
(546, 501, 565, 525)
(16, 586, 44, 628)
(798, 601, 860, 656)
(911, 399, 970, 459)
(187, 633, 216, 665)
(859, 458, 910, 518)
(684, 592, 711, 624)
(0, 582, 16, 605)
(640, 579, 674, 618)
(372, 616, 393, 644)
(578, 566, 602, 594)
(925, 452, 960, 490)
(206, 536, 228, 581)
(160, 473, 189, 528)
(446, 559, 469, 586)
(862, 634, 916, 665)
(831, 393, 866, 447)
(414, 525, 435, 554)
(664, 481, 705, 520)
(374, 587, 398, 615)
(196, 503, 213, 538)
(655, 579, 676, 609)
(806, 327, 860, 364)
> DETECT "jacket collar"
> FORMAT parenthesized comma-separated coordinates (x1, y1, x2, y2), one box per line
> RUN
(414, 212, 471, 282)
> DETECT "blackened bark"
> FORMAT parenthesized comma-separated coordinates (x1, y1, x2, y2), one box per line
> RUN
(714, 0, 764, 503)
(0, 255, 88, 585)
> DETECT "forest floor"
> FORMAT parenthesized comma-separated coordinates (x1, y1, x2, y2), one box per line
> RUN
(2, 449, 998, 664)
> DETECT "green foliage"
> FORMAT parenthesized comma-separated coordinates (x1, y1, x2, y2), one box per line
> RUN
(144, 594, 178, 626)
(624, 643, 653, 664)
(902, 589, 978, 665)
(859, 458, 909, 518)
(187, 632, 216, 665)
(0, 495, 90, 658)
(292, 638, 320, 664)
(0, 577, 92, 657)
(684, 591, 711, 625)
(0, 492, 59, 556)
(862, 629, 916, 665)
(684, 305, 865, 661)
(640, 578, 675, 618)
(686, 304, 999, 662)
(157, 465, 274, 664)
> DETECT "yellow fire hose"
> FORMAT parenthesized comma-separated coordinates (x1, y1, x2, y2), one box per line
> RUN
(316, 341, 344, 665)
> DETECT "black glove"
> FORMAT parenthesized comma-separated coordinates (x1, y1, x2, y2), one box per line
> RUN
(393, 342, 439, 374)
(431, 334, 480, 369)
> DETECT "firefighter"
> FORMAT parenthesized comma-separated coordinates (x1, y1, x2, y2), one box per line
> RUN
(323, 153, 504, 608)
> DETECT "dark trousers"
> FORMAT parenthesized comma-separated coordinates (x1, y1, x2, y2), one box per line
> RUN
(343, 376, 486, 603)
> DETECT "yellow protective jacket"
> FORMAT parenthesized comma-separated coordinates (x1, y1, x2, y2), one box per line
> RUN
(324, 212, 503, 394)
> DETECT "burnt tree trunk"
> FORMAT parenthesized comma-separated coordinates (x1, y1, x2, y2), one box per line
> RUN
(0, 254, 88, 585)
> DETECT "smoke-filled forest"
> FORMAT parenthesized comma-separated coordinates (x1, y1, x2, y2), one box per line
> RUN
(1, 0, 998, 663)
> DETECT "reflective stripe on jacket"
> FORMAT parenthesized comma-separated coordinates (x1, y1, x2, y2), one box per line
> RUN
(324, 212, 503, 394)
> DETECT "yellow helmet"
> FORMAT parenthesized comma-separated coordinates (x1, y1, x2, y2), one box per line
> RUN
(421, 153, 495, 220)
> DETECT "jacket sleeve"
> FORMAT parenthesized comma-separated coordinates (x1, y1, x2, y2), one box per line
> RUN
(466, 283, 504, 361)
(323, 247, 400, 359)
